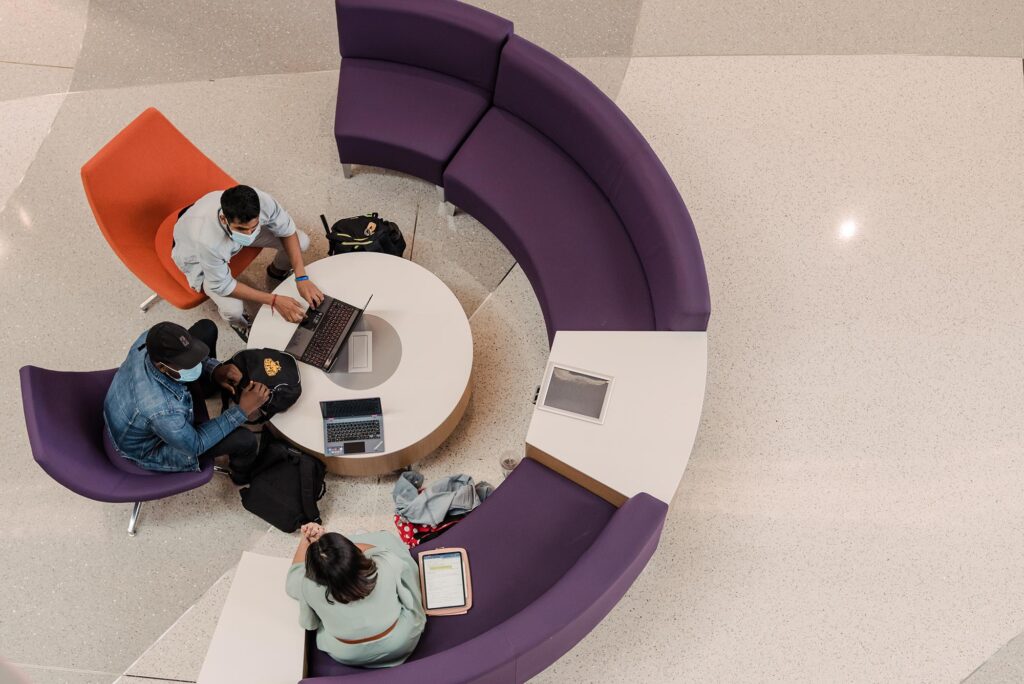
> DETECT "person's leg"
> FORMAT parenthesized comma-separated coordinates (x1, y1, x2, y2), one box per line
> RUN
(187, 318, 219, 359)
(203, 284, 251, 340)
(186, 319, 221, 400)
(201, 427, 260, 484)
(203, 285, 249, 326)
(251, 229, 311, 274)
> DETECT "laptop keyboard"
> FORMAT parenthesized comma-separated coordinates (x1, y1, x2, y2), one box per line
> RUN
(327, 420, 381, 443)
(301, 300, 354, 368)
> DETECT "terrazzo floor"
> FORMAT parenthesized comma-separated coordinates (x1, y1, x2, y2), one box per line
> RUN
(1, 2, 1022, 683)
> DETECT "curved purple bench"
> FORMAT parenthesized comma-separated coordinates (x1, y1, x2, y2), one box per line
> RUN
(334, 0, 511, 185)
(324, 0, 710, 681)
(303, 459, 667, 682)
(445, 35, 710, 339)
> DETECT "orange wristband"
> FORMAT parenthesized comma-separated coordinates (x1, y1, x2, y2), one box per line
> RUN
(271, 294, 277, 316)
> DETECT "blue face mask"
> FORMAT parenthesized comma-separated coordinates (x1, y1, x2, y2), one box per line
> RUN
(230, 225, 260, 246)
(220, 211, 260, 246)
(170, 361, 203, 383)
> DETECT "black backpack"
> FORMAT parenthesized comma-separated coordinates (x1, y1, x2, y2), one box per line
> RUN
(221, 348, 301, 423)
(240, 437, 327, 532)
(322, 213, 406, 257)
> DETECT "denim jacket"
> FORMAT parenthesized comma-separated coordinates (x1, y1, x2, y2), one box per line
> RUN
(103, 333, 248, 472)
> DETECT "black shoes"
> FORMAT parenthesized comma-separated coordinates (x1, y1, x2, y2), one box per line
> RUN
(266, 264, 293, 281)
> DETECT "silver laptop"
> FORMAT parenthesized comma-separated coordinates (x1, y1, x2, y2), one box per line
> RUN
(320, 397, 384, 456)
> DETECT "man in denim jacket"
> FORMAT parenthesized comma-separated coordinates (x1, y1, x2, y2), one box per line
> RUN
(103, 320, 269, 481)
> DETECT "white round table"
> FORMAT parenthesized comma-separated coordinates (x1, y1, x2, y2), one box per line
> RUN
(247, 252, 473, 476)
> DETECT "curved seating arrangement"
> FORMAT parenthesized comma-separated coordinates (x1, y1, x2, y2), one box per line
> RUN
(19, 366, 214, 536)
(81, 107, 261, 311)
(323, 0, 711, 681)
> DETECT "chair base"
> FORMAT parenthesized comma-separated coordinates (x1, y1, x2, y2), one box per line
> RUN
(128, 501, 143, 536)
(341, 163, 353, 179)
(139, 293, 160, 312)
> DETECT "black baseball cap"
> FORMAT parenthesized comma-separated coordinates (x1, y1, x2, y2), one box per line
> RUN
(146, 322, 209, 368)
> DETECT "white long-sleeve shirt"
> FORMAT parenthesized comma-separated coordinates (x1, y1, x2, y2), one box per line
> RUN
(171, 187, 296, 296)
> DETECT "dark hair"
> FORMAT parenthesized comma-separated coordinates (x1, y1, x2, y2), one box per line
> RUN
(305, 533, 378, 605)
(220, 185, 260, 223)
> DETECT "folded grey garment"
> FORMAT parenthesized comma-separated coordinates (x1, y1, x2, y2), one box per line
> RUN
(394, 472, 488, 526)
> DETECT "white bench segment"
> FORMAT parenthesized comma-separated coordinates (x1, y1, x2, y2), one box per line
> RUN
(526, 330, 707, 506)
(198, 552, 305, 684)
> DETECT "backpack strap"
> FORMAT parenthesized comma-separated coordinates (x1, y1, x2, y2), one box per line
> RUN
(298, 454, 324, 524)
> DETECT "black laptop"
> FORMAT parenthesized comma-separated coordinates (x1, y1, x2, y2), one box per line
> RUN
(285, 294, 372, 371)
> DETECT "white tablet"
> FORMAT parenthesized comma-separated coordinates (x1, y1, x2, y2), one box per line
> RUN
(417, 547, 473, 616)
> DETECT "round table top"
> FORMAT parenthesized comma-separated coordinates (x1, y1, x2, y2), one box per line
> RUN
(247, 252, 473, 475)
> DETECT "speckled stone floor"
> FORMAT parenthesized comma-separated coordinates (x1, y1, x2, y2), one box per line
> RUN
(1, 2, 1023, 683)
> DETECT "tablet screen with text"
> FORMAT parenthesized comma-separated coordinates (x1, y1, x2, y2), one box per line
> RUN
(422, 551, 467, 610)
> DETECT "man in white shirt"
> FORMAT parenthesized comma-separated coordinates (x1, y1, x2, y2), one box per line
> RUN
(172, 185, 324, 340)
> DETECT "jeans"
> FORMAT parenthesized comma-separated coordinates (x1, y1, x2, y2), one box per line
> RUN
(187, 320, 260, 481)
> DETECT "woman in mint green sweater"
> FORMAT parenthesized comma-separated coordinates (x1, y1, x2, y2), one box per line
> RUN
(286, 523, 427, 668)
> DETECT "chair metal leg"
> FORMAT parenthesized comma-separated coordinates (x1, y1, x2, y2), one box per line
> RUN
(435, 185, 445, 202)
(128, 501, 143, 536)
(443, 201, 456, 217)
(139, 293, 160, 312)
(341, 163, 353, 179)
(213, 465, 231, 476)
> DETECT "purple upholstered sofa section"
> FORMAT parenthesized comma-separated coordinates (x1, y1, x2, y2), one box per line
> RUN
(444, 107, 655, 339)
(333, 0, 512, 185)
(452, 35, 711, 332)
(335, 0, 512, 92)
(302, 458, 668, 682)
(19, 366, 213, 503)
(335, 61, 491, 186)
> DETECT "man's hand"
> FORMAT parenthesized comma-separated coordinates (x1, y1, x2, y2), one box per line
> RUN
(238, 381, 271, 418)
(272, 295, 306, 323)
(296, 279, 325, 308)
(212, 363, 243, 395)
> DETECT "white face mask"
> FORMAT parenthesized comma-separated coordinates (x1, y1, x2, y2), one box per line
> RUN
(229, 226, 260, 246)
(220, 211, 260, 246)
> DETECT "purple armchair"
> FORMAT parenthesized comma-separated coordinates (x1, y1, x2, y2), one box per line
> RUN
(19, 366, 214, 535)
(333, 0, 512, 185)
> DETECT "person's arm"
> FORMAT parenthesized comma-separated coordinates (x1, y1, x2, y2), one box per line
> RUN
(294, 522, 325, 564)
(282, 232, 325, 308)
(149, 381, 270, 456)
(292, 535, 311, 565)
(150, 405, 248, 458)
(228, 281, 306, 323)
(199, 246, 238, 300)
(257, 189, 323, 308)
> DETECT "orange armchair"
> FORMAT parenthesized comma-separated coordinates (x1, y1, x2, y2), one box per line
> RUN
(81, 107, 260, 311)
